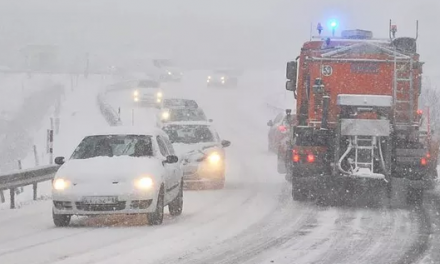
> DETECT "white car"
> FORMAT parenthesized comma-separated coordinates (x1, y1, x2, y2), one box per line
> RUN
(52, 126, 183, 227)
(132, 79, 163, 108)
(162, 121, 231, 189)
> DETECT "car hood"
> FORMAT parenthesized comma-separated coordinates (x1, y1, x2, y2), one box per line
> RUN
(56, 156, 163, 183)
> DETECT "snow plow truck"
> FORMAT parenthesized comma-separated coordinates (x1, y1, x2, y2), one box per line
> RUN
(278, 21, 438, 206)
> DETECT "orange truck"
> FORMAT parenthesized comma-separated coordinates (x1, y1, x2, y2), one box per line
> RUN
(278, 22, 437, 205)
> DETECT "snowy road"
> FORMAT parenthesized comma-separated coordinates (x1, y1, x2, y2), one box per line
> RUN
(0, 71, 437, 264)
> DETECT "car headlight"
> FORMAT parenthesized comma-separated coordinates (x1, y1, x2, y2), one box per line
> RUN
(208, 76, 211, 79)
(133, 90, 139, 96)
(134, 97, 139, 102)
(157, 98, 162, 103)
(53, 178, 70, 191)
(156, 92, 163, 98)
(168, 71, 172, 75)
(135, 177, 154, 190)
(162, 111, 170, 119)
(207, 152, 221, 164)
(221, 76, 225, 80)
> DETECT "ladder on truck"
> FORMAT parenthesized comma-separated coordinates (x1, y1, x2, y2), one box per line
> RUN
(393, 48, 415, 127)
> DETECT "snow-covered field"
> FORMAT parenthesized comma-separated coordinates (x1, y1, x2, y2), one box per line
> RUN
(0, 71, 438, 264)
(0, 74, 113, 209)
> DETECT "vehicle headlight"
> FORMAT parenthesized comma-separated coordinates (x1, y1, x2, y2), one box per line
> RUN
(134, 97, 139, 102)
(208, 76, 211, 79)
(133, 90, 139, 96)
(162, 111, 170, 119)
(53, 178, 70, 191)
(208, 152, 221, 164)
(168, 71, 172, 75)
(135, 177, 154, 190)
(157, 98, 162, 103)
(156, 92, 163, 98)
(221, 76, 225, 80)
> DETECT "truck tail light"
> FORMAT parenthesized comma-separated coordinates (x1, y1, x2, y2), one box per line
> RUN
(421, 158, 427, 166)
(278, 125, 287, 133)
(307, 154, 315, 163)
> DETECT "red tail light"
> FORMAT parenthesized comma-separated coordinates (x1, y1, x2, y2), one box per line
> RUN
(426, 153, 431, 159)
(307, 154, 315, 163)
(421, 158, 427, 166)
(278, 125, 287, 132)
(293, 154, 300, 162)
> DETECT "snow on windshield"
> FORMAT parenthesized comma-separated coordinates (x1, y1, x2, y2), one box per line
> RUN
(163, 125, 214, 144)
(71, 135, 153, 159)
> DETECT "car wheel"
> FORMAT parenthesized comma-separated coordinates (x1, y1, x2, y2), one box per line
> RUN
(147, 186, 165, 225)
(52, 210, 71, 227)
(168, 180, 183, 216)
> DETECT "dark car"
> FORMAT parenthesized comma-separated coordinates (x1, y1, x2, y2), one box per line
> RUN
(206, 70, 239, 88)
(267, 112, 296, 153)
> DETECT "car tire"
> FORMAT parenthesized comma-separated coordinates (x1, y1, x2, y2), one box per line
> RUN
(53, 210, 71, 227)
(147, 186, 165, 225)
(168, 180, 183, 216)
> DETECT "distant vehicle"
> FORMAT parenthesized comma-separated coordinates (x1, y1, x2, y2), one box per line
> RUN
(163, 98, 199, 109)
(267, 111, 296, 152)
(159, 107, 210, 127)
(153, 59, 183, 82)
(52, 126, 183, 227)
(132, 79, 163, 108)
(162, 121, 231, 189)
(207, 69, 240, 88)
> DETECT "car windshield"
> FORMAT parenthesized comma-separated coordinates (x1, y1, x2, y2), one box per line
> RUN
(163, 125, 214, 144)
(163, 99, 198, 109)
(70, 135, 153, 159)
(138, 80, 159, 88)
(168, 109, 206, 122)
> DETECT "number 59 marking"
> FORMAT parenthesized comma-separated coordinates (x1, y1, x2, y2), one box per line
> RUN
(321, 65, 333, 76)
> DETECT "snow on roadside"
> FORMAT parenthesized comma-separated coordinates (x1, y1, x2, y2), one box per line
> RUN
(0, 75, 112, 210)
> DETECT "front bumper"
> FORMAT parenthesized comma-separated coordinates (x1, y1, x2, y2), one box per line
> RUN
(52, 189, 158, 215)
(182, 162, 225, 184)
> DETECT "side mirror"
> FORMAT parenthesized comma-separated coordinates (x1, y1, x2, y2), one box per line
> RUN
(165, 155, 178, 164)
(286, 61, 297, 81)
(54, 156, 65, 165)
(286, 80, 296, 92)
(209, 119, 213, 122)
(221, 140, 231, 148)
(267, 120, 273, 126)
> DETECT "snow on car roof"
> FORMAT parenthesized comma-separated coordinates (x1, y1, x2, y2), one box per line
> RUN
(163, 121, 212, 127)
(87, 126, 167, 137)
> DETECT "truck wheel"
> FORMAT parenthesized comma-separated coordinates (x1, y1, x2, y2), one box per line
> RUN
(53, 210, 71, 227)
(169, 180, 183, 216)
(147, 187, 165, 225)
(292, 186, 307, 201)
(406, 188, 423, 206)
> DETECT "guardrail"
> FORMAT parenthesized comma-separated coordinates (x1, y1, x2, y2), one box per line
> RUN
(0, 81, 123, 209)
(0, 165, 59, 208)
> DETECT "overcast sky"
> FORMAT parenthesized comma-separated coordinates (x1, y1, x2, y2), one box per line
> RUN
(0, 0, 438, 76)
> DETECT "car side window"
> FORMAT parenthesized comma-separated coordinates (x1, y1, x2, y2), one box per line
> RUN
(156, 136, 169, 157)
(273, 113, 283, 124)
(162, 136, 176, 155)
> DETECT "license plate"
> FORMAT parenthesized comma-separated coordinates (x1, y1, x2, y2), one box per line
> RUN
(82, 196, 118, 204)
